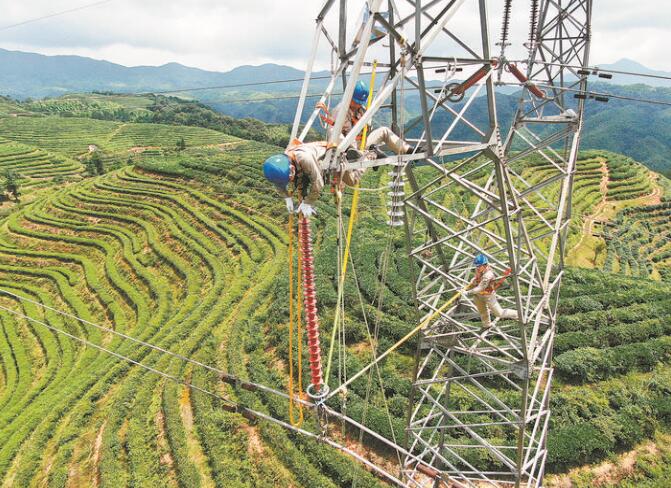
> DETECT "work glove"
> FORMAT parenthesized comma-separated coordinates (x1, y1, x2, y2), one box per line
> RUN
(459, 288, 470, 297)
(285, 197, 294, 214)
(297, 202, 316, 218)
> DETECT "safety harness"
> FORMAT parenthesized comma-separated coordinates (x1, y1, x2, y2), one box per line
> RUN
(285, 138, 340, 198)
(316, 102, 366, 141)
(472, 266, 512, 295)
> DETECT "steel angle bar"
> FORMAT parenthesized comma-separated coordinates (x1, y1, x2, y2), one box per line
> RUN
(320, 23, 337, 52)
(448, 345, 522, 369)
(404, 75, 487, 138)
(507, 129, 574, 167)
(443, 363, 524, 411)
(437, 358, 522, 420)
(421, 163, 503, 208)
(299, 62, 349, 141)
(328, 0, 384, 152)
(403, 210, 502, 267)
(414, 368, 517, 387)
(416, 387, 519, 470)
(408, 430, 501, 484)
(436, 69, 492, 150)
(405, 439, 479, 487)
(290, 22, 323, 141)
(402, 0, 481, 59)
(316, 0, 336, 21)
(421, 198, 509, 248)
(337, 142, 489, 172)
(404, 154, 491, 201)
(513, 128, 570, 169)
(458, 329, 525, 360)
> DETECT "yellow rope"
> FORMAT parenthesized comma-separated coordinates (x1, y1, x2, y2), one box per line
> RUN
(343, 59, 378, 276)
(327, 291, 463, 400)
(325, 61, 378, 383)
(287, 210, 303, 427)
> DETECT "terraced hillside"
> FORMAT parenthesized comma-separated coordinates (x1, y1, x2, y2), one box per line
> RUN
(0, 116, 237, 158)
(0, 139, 82, 191)
(0, 158, 391, 487)
(604, 201, 671, 281)
(133, 145, 671, 482)
(0, 107, 670, 486)
(565, 151, 667, 271)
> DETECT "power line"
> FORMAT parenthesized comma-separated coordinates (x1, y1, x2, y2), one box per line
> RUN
(141, 64, 457, 97)
(0, 301, 238, 406)
(0, 286, 307, 403)
(150, 75, 335, 95)
(0, 0, 116, 32)
(0, 287, 224, 375)
(146, 74, 671, 108)
(0, 299, 409, 486)
(533, 61, 671, 83)
(531, 82, 671, 107)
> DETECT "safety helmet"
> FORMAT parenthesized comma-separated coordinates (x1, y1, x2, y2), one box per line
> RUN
(473, 253, 488, 267)
(352, 80, 370, 106)
(263, 154, 291, 189)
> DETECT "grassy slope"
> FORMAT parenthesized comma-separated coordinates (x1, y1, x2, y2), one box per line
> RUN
(0, 104, 669, 486)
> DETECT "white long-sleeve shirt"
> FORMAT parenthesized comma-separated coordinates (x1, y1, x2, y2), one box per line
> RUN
(466, 267, 496, 296)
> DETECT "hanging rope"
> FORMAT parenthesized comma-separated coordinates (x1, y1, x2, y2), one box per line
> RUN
(325, 60, 378, 384)
(326, 290, 463, 401)
(359, 57, 409, 447)
(287, 208, 304, 427)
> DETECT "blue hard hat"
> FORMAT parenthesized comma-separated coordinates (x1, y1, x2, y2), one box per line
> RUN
(263, 154, 291, 189)
(473, 254, 488, 266)
(352, 80, 369, 105)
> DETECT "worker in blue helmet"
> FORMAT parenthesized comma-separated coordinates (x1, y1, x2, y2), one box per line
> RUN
(325, 80, 413, 156)
(462, 253, 518, 329)
(262, 141, 364, 218)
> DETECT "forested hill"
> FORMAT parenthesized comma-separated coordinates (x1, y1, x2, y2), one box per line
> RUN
(1, 48, 670, 175)
(1, 93, 293, 147)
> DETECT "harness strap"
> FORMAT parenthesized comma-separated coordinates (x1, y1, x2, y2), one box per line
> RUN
(473, 266, 512, 295)
(492, 268, 512, 291)
(316, 102, 335, 128)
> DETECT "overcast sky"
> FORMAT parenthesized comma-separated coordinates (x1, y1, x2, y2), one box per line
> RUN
(0, 0, 668, 73)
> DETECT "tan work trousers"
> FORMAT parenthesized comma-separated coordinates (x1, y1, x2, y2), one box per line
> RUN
(340, 127, 408, 187)
(365, 127, 410, 154)
(473, 294, 518, 328)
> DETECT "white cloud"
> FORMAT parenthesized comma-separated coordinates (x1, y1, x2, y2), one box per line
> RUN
(0, 0, 668, 73)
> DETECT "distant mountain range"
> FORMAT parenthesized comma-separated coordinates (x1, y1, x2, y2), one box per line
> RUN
(0, 48, 320, 99)
(593, 58, 671, 88)
(0, 48, 669, 175)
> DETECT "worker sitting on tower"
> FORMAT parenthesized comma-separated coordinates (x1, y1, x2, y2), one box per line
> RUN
(322, 80, 416, 156)
(262, 141, 364, 218)
(462, 254, 518, 329)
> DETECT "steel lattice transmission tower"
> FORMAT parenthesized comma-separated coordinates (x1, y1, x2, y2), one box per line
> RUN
(291, 1, 592, 486)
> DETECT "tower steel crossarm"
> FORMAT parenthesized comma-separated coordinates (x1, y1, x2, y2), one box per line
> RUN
(288, 0, 592, 486)
(401, 1, 593, 488)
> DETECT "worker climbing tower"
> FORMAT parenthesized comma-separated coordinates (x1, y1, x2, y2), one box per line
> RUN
(290, 0, 592, 486)
(401, 1, 593, 486)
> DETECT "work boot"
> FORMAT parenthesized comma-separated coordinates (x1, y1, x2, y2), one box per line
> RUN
(345, 148, 364, 161)
(369, 144, 387, 159)
(406, 143, 427, 154)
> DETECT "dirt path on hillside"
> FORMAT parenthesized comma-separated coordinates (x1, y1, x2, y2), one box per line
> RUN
(640, 171, 663, 206)
(569, 163, 663, 267)
(128, 146, 160, 154)
(569, 160, 609, 259)
(179, 378, 216, 488)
